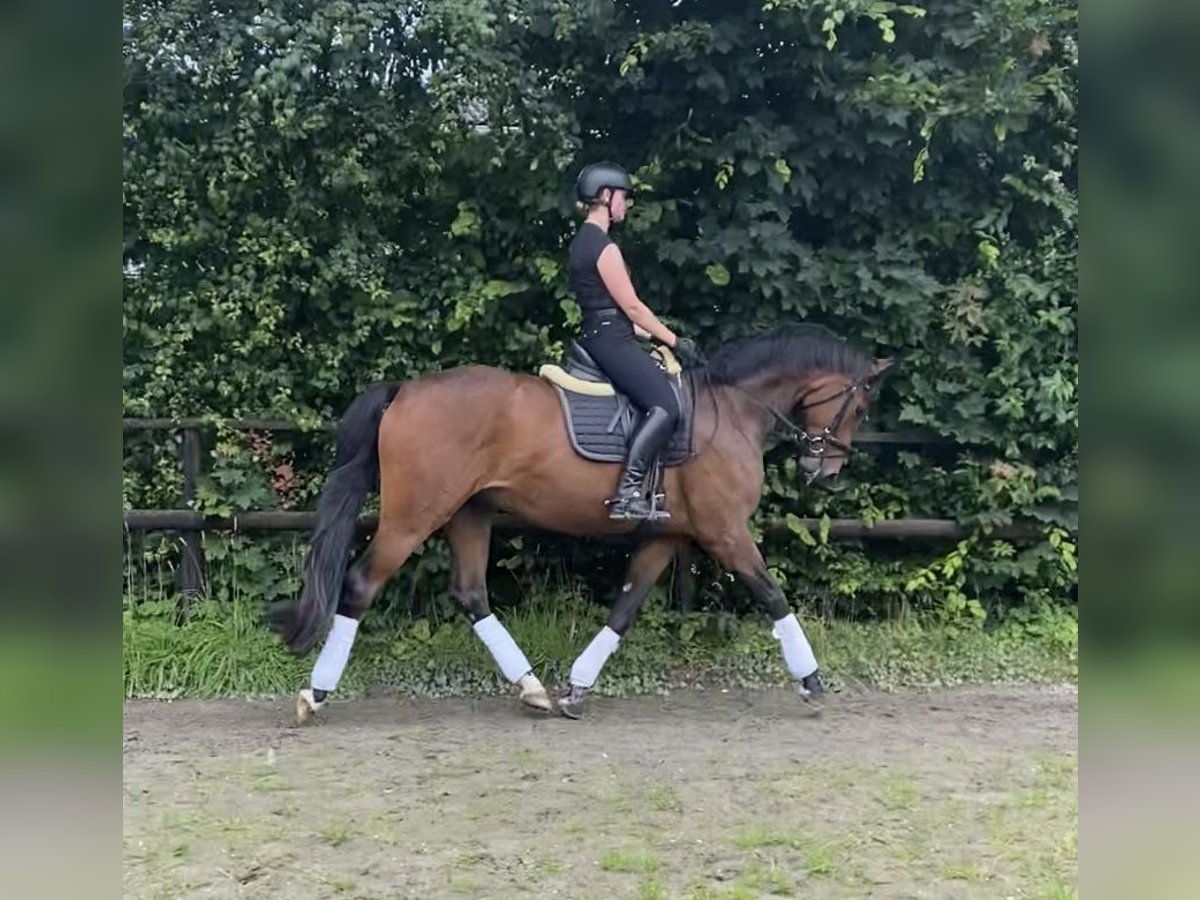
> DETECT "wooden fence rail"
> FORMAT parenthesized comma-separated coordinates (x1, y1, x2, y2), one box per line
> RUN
(122, 509, 1041, 613)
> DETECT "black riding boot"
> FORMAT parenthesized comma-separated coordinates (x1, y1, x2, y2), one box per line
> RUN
(607, 406, 674, 520)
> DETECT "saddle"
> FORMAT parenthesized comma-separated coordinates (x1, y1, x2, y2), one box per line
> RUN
(538, 342, 695, 467)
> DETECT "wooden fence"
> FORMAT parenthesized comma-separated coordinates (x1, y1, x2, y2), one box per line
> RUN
(122, 417, 1039, 603)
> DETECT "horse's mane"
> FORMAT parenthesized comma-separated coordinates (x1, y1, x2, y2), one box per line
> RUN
(698, 323, 873, 384)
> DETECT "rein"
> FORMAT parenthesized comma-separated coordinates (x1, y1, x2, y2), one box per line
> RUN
(674, 342, 872, 481)
(722, 374, 871, 477)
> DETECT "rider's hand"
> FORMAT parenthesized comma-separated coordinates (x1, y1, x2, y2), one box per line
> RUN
(673, 336, 702, 366)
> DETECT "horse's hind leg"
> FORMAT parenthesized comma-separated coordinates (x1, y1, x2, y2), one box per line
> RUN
(296, 518, 425, 724)
(444, 502, 550, 712)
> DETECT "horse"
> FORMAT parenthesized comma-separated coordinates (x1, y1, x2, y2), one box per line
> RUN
(268, 323, 894, 722)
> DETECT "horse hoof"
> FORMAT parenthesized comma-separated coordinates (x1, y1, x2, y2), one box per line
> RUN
(521, 689, 553, 712)
(799, 672, 826, 712)
(558, 686, 586, 720)
(295, 688, 321, 726)
(518, 674, 553, 712)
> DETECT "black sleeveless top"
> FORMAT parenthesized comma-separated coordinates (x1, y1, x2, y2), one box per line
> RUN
(567, 223, 619, 314)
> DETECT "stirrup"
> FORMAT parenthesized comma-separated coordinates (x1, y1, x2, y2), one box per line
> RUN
(646, 490, 671, 522)
(606, 488, 669, 521)
(605, 464, 651, 519)
(606, 496, 651, 520)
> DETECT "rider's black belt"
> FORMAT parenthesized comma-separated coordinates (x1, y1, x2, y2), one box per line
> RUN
(580, 307, 625, 327)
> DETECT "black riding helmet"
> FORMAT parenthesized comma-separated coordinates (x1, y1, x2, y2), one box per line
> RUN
(575, 162, 634, 204)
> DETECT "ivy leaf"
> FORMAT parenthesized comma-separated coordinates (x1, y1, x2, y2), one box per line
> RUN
(786, 513, 817, 546)
(705, 263, 730, 286)
(559, 298, 581, 327)
(449, 203, 479, 237)
(533, 256, 560, 283)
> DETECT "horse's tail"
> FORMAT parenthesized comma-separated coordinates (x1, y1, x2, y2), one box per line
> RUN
(268, 381, 400, 656)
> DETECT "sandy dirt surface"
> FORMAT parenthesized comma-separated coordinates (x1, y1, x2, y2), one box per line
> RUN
(123, 685, 1077, 899)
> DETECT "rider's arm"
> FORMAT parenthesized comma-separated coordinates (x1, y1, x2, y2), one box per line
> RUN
(596, 244, 678, 347)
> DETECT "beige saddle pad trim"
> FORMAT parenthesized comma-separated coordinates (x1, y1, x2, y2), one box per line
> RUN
(537, 344, 682, 395)
(537, 365, 615, 396)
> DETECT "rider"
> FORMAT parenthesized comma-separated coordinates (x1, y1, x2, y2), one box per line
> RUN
(567, 161, 699, 520)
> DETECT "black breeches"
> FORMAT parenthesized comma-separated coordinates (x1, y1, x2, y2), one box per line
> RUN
(578, 325, 681, 425)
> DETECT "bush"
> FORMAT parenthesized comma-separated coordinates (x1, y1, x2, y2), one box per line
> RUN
(123, 0, 1077, 623)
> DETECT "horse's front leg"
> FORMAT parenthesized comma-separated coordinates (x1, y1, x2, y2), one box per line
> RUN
(559, 537, 680, 719)
(703, 528, 825, 707)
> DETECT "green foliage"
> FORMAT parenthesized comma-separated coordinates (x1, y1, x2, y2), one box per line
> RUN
(123, 592, 1076, 699)
(123, 0, 1076, 620)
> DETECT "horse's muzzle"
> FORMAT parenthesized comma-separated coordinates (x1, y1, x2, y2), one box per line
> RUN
(799, 456, 844, 481)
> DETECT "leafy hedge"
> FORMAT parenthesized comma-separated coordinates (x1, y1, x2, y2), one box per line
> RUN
(122, 0, 1077, 625)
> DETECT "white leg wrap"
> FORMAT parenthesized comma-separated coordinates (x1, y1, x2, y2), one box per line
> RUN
(473, 614, 532, 683)
(773, 613, 818, 680)
(311, 614, 360, 692)
(570, 626, 621, 688)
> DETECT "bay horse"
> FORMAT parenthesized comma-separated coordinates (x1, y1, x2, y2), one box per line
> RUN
(268, 324, 893, 722)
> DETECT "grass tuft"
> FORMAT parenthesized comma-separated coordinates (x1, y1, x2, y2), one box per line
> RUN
(732, 828, 805, 850)
(637, 879, 669, 900)
(599, 850, 661, 874)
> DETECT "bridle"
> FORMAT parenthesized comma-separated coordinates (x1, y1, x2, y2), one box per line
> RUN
(733, 374, 873, 481)
(679, 346, 878, 482)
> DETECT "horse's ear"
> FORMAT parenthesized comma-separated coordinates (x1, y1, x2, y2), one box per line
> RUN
(869, 357, 896, 382)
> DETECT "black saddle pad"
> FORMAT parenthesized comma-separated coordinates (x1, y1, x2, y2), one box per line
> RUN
(549, 343, 695, 465)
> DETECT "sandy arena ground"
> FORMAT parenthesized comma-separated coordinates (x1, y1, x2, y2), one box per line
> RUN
(123, 685, 1077, 899)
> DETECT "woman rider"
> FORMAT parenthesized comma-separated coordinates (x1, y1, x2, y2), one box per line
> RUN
(567, 161, 700, 520)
